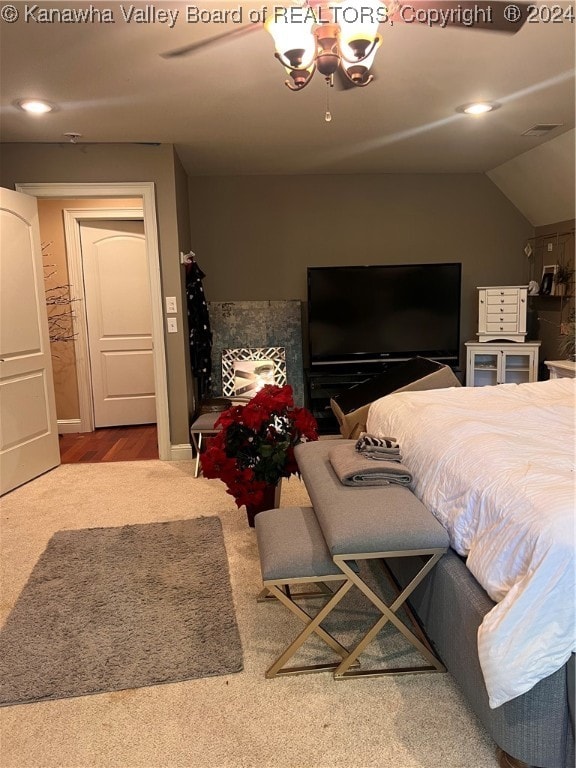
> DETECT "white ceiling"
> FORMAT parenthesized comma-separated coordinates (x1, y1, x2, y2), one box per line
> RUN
(1, 1, 574, 176)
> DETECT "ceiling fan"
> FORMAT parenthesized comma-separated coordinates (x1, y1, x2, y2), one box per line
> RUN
(160, 1, 530, 92)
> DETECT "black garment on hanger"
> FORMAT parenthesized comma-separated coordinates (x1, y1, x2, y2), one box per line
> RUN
(185, 259, 212, 403)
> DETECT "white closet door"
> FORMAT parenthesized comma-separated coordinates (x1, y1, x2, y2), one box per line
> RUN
(80, 220, 156, 427)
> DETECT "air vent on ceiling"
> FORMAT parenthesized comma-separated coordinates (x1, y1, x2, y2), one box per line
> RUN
(522, 124, 563, 137)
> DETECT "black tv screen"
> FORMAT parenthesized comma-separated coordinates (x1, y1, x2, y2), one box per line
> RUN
(307, 263, 461, 365)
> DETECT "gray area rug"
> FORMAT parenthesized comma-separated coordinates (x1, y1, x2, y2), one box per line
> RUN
(0, 516, 243, 706)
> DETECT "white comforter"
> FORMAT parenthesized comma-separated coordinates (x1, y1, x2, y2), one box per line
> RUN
(366, 378, 575, 708)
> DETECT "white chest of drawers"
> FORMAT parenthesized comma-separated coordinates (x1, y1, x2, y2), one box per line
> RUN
(477, 286, 528, 343)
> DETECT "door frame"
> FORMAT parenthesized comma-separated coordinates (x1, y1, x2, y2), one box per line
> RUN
(63, 207, 146, 433)
(15, 182, 170, 461)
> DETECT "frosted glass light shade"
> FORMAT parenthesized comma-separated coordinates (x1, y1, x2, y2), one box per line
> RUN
(337, 0, 383, 47)
(265, 14, 315, 66)
(341, 37, 381, 69)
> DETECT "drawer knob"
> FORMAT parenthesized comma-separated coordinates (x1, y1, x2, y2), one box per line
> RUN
(500, 326, 504, 330)
(500, 291, 504, 295)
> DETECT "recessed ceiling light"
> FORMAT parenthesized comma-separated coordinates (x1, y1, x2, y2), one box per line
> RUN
(456, 102, 500, 115)
(18, 99, 54, 114)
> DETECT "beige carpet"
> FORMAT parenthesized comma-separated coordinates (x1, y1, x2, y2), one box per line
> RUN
(0, 460, 499, 768)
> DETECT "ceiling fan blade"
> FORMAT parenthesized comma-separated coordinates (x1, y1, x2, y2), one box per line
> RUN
(392, 1, 530, 33)
(160, 22, 261, 59)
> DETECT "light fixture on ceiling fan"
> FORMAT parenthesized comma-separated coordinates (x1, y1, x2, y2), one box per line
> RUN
(265, 0, 390, 91)
(160, 0, 531, 84)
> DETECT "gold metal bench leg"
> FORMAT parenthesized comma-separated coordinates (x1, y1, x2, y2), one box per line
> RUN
(264, 579, 357, 678)
(257, 582, 334, 603)
(333, 550, 446, 679)
(192, 432, 202, 478)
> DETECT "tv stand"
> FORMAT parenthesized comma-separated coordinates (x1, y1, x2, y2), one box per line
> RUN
(306, 362, 404, 435)
(306, 359, 462, 434)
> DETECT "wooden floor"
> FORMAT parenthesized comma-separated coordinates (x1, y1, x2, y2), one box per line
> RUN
(59, 425, 159, 463)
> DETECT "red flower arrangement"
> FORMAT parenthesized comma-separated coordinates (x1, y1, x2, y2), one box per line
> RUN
(201, 384, 318, 510)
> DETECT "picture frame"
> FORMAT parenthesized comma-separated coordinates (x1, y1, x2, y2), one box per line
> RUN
(540, 264, 557, 296)
(221, 347, 287, 399)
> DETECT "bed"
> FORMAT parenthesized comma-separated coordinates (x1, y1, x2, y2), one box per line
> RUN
(366, 378, 575, 768)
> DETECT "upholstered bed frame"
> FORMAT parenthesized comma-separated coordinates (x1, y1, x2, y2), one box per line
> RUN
(359, 377, 576, 768)
(387, 551, 575, 768)
(292, 438, 575, 768)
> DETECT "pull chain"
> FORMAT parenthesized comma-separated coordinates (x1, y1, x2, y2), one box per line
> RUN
(325, 76, 333, 123)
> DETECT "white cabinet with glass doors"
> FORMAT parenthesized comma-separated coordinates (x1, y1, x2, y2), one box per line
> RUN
(465, 342, 540, 387)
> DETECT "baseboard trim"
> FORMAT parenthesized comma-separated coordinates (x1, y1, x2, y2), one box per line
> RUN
(57, 419, 83, 434)
(170, 443, 193, 461)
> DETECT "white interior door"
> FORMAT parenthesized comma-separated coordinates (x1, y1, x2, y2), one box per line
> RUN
(80, 220, 156, 427)
(0, 187, 60, 495)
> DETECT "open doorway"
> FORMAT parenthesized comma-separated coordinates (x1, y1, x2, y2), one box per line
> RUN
(67, 211, 161, 463)
(64, 209, 156, 429)
(16, 182, 170, 461)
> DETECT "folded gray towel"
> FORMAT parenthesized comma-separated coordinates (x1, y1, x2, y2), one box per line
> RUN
(362, 450, 402, 462)
(329, 445, 413, 487)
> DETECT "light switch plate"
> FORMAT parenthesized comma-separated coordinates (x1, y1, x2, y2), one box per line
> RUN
(166, 296, 178, 314)
(167, 317, 178, 333)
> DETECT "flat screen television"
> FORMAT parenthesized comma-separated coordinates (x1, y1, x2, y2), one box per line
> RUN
(307, 263, 462, 366)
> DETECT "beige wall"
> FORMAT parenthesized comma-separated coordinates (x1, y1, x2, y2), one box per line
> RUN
(0, 143, 192, 445)
(173, 150, 196, 418)
(188, 173, 534, 367)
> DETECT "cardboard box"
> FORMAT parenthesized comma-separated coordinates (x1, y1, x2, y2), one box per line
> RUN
(330, 357, 461, 440)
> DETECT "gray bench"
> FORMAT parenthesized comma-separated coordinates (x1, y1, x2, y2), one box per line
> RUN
(255, 506, 354, 678)
(255, 441, 449, 678)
